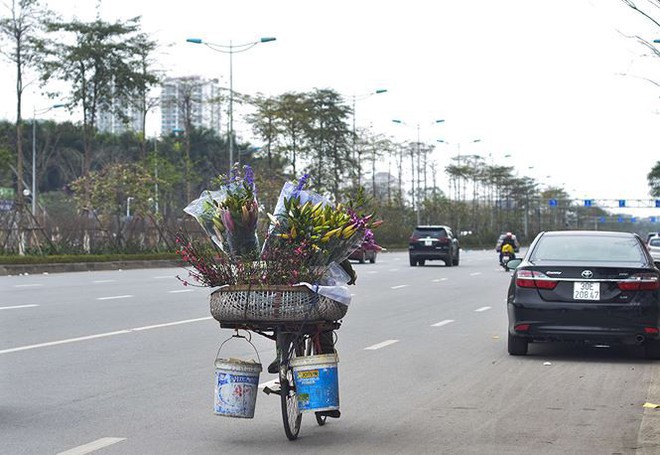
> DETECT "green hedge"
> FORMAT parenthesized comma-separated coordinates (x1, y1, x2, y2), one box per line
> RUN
(0, 252, 179, 265)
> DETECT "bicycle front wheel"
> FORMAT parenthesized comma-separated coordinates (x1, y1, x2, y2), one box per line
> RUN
(277, 331, 302, 440)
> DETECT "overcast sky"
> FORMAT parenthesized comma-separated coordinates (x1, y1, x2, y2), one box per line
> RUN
(2, 0, 660, 217)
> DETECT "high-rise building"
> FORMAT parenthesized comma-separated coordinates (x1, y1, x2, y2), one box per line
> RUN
(160, 76, 221, 136)
(97, 102, 144, 135)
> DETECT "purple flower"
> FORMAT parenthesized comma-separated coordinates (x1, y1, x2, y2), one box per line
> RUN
(295, 173, 310, 192)
(244, 165, 254, 188)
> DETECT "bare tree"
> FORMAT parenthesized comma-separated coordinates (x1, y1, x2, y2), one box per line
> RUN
(0, 0, 48, 206)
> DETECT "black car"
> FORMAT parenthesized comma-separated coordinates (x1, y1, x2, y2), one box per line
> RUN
(408, 225, 460, 267)
(506, 230, 660, 358)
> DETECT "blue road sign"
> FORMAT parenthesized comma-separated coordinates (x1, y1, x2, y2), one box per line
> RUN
(584, 199, 593, 207)
(619, 200, 626, 208)
(548, 199, 557, 207)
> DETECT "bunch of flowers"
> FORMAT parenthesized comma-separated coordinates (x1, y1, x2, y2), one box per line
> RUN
(262, 174, 382, 269)
(185, 165, 259, 259)
(177, 172, 382, 288)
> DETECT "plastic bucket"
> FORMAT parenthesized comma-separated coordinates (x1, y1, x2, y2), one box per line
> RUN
(214, 358, 262, 418)
(290, 353, 339, 413)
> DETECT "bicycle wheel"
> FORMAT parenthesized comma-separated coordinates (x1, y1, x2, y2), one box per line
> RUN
(277, 331, 303, 440)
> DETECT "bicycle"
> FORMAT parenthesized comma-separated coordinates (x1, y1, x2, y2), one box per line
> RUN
(220, 320, 340, 440)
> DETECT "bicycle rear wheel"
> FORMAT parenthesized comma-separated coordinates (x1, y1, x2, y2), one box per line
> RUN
(278, 331, 303, 440)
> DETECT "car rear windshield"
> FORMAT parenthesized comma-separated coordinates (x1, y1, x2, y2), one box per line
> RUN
(529, 235, 645, 262)
(650, 238, 660, 247)
(414, 228, 447, 238)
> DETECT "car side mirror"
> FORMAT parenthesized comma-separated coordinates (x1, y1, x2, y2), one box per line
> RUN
(505, 258, 523, 271)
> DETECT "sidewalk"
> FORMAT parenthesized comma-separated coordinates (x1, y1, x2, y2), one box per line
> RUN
(0, 259, 183, 276)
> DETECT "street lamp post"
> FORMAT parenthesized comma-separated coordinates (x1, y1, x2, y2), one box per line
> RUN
(392, 119, 445, 225)
(32, 103, 65, 216)
(186, 36, 276, 173)
(351, 89, 387, 182)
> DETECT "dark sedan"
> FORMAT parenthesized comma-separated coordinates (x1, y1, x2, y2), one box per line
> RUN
(506, 230, 660, 358)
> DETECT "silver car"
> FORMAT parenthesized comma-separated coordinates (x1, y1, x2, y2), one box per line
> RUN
(649, 236, 660, 267)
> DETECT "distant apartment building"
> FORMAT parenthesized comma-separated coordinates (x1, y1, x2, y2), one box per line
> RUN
(160, 76, 222, 136)
(97, 102, 144, 135)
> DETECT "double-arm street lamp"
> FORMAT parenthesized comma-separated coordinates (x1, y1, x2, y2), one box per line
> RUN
(32, 103, 65, 215)
(349, 89, 387, 185)
(392, 119, 445, 224)
(186, 36, 276, 173)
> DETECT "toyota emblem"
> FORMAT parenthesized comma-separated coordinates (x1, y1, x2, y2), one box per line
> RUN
(581, 270, 593, 279)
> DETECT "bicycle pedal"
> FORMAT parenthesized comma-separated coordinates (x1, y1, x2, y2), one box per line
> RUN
(262, 386, 281, 396)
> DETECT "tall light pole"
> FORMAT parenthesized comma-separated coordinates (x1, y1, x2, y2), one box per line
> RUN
(351, 89, 387, 183)
(186, 36, 276, 173)
(392, 119, 445, 225)
(32, 103, 65, 216)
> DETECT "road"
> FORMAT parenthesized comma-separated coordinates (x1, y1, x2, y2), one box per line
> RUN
(1, 250, 659, 454)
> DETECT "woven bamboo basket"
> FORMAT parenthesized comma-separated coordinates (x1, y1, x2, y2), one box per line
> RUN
(209, 285, 348, 324)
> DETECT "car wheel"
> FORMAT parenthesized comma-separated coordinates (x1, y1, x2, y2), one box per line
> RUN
(645, 339, 660, 360)
(369, 254, 376, 264)
(508, 333, 528, 356)
(445, 258, 452, 267)
(452, 251, 460, 266)
(419, 259, 426, 266)
(409, 257, 416, 267)
(359, 251, 366, 264)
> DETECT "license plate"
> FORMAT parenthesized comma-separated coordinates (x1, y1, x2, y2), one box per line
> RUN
(424, 239, 432, 246)
(573, 281, 600, 300)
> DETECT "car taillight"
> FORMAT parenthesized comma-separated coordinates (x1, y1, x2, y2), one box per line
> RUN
(439, 238, 450, 244)
(617, 273, 660, 291)
(515, 270, 558, 290)
(409, 236, 419, 242)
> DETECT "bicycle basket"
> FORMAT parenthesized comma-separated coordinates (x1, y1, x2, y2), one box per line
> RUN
(209, 285, 348, 324)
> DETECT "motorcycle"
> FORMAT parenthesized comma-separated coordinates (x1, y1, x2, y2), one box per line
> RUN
(499, 244, 516, 270)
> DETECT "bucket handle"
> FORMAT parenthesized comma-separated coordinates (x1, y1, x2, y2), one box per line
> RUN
(215, 329, 262, 365)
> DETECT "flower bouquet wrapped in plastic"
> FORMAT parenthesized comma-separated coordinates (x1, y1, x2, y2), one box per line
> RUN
(262, 174, 382, 273)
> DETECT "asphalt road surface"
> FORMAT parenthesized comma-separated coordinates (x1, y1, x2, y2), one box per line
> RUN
(2, 250, 660, 454)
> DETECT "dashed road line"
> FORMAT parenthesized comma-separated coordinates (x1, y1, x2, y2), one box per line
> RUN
(153, 275, 173, 279)
(96, 295, 133, 301)
(0, 317, 213, 355)
(57, 437, 126, 455)
(0, 304, 39, 311)
(432, 319, 455, 327)
(475, 306, 492, 312)
(0, 330, 131, 355)
(469, 272, 482, 276)
(365, 339, 399, 350)
(131, 317, 212, 331)
(391, 284, 409, 290)
(13, 283, 43, 288)
(92, 279, 116, 283)
(432, 278, 448, 282)
(168, 289, 194, 293)
(388, 268, 399, 272)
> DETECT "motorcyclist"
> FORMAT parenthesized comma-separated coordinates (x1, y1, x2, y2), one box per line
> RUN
(498, 232, 518, 265)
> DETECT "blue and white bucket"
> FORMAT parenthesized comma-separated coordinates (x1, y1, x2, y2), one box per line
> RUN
(213, 335, 262, 419)
(290, 353, 339, 413)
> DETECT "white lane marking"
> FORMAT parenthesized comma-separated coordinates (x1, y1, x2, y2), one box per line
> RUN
(92, 279, 116, 283)
(153, 275, 173, 279)
(259, 379, 279, 389)
(475, 306, 492, 312)
(368, 270, 378, 274)
(131, 317, 212, 331)
(365, 339, 399, 350)
(470, 272, 482, 276)
(0, 330, 131, 355)
(432, 278, 448, 282)
(391, 285, 409, 290)
(388, 268, 399, 272)
(13, 283, 43, 288)
(0, 304, 39, 310)
(0, 317, 214, 355)
(168, 289, 194, 294)
(432, 319, 455, 327)
(57, 437, 126, 455)
(96, 295, 133, 301)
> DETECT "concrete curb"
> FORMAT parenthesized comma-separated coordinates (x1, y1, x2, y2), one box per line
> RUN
(0, 259, 184, 276)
